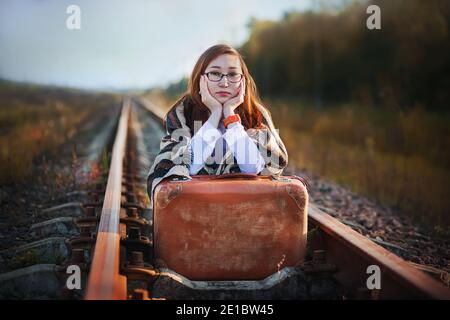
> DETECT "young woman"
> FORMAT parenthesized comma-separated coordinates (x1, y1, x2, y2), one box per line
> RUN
(147, 44, 288, 206)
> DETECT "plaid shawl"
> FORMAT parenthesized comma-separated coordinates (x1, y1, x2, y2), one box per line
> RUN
(146, 96, 289, 207)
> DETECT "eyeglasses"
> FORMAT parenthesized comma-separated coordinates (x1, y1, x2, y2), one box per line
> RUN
(203, 72, 243, 83)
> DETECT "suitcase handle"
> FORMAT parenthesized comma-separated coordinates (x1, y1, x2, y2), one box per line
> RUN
(210, 173, 269, 180)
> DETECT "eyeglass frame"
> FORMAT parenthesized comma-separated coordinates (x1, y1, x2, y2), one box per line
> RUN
(203, 72, 244, 83)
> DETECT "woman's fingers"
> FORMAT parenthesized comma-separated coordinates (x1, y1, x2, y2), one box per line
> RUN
(224, 86, 245, 110)
(199, 75, 222, 112)
(240, 79, 246, 102)
(235, 80, 245, 101)
(200, 76, 208, 96)
(200, 75, 211, 99)
(200, 76, 210, 101)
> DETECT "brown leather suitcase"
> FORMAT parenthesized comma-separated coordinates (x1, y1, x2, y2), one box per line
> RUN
(152, 173, 309, 280)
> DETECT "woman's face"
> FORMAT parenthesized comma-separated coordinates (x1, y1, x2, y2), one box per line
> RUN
(204, 54, 243, 105)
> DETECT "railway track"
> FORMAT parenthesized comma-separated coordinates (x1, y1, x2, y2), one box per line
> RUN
(0, 93, 446, 301)
(0, 98, 440, 300)
(37, 97, 450, 300)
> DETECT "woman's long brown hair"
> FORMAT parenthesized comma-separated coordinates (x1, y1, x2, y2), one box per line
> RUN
(166, 44, 269, 136)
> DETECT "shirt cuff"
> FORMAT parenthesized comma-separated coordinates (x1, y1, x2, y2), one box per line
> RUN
(222, 122, 246, 146)
(223, 122, 266, 174)
(189, 120, 222, 174)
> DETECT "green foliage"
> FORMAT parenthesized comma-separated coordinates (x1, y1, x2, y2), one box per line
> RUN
(240, 0, 450, 111)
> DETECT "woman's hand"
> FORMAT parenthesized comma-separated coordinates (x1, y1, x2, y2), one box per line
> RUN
(223, 78, 246, 118)
(199, 75, 222, 114)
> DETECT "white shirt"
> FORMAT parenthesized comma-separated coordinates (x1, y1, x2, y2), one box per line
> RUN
(189, 118, 266, 175)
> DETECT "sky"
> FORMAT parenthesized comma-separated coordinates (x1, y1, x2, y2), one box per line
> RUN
(0, 0, 336, 90)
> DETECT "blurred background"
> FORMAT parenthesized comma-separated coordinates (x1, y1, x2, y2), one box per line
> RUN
(1, 0, 449, 233)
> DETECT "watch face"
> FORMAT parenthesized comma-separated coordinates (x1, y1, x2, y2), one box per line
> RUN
(224, 114, 240, 128)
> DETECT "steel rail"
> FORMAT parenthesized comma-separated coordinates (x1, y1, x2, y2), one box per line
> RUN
(308, 205, 450, 299)
(84, 98, 131, 300)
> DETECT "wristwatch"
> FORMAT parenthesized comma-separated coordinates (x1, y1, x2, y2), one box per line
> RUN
(223, 114, 241, 128)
